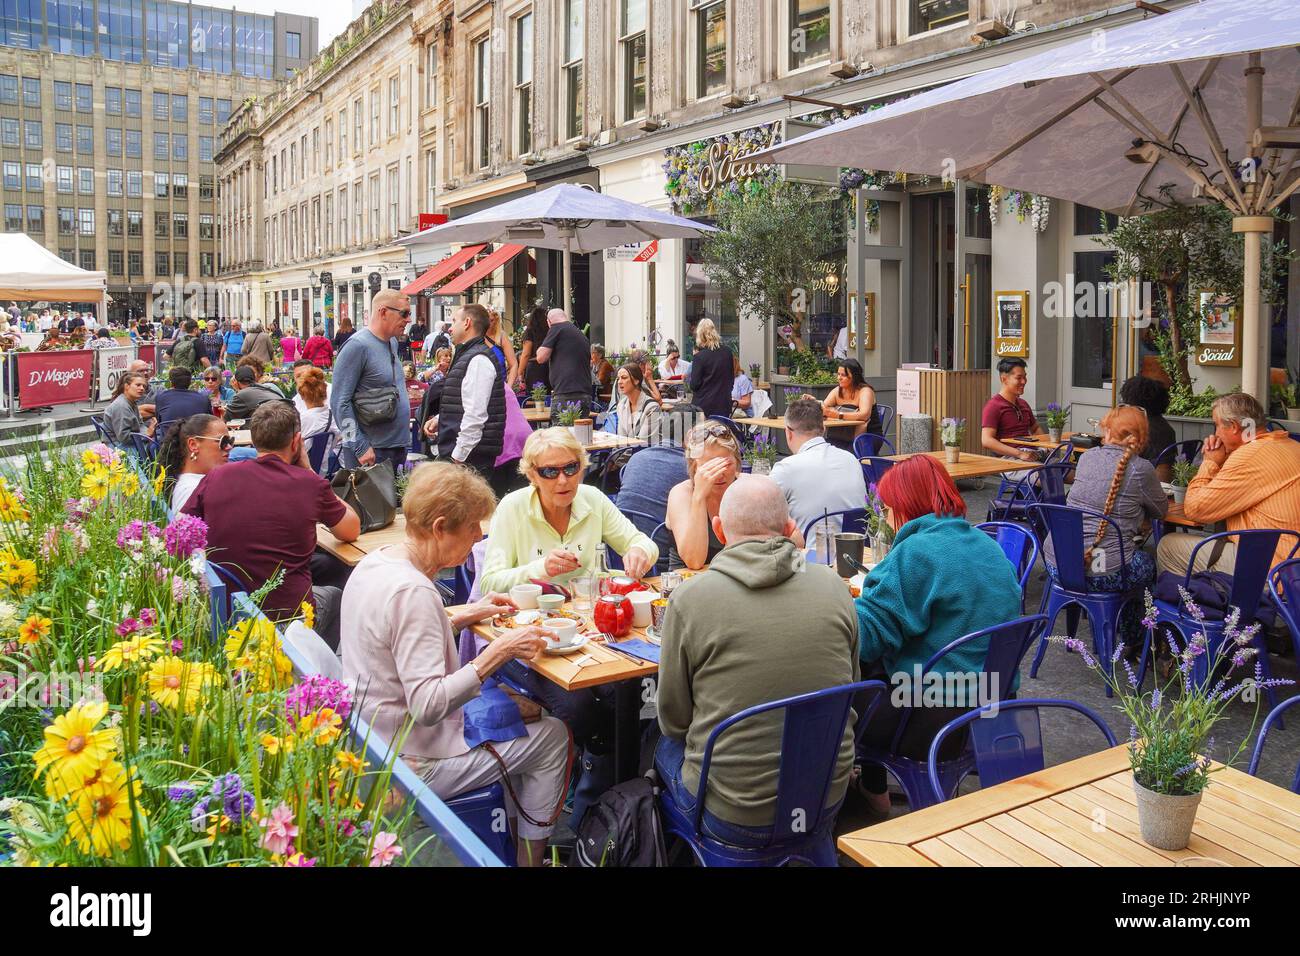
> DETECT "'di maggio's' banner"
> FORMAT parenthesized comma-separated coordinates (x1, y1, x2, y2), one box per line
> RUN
(14, 350, 94, 408)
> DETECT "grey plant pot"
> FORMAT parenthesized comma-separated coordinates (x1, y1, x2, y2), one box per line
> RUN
(1172, 484, 1187, 504)
(1133, 777, 1203, 850)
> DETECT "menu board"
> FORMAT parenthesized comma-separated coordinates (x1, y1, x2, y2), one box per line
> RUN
(994, 291, 1030, 359)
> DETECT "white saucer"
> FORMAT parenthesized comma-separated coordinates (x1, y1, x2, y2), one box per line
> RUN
(543, 634, 589, 655)
(513, 609, 542, 625)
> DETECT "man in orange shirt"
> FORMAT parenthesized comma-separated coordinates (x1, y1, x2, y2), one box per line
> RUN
(1157, 393, 1300, 576)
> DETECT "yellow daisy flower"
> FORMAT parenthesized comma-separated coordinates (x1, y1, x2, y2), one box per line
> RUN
(151, 465, 167, 497)
(17, 614, 51, 645)
(80, 469, 111, 501)
(146, 656, 217, 713)
(96, 634, 165, 671)
(65, 762, 142, 857)
(0, 550, 36, 598)
(260, 732, 295, 755)
(299, 600, 315, 630)
(334, 750, 363, 776)
(297, 707, 343, 747)
(119, 472, 140, 498)
(0, 489, 29, 523)
(34, 701, 118, 797)
(106, 460, 127, 488)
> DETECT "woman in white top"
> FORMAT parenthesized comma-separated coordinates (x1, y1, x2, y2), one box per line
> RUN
(158, 414, 230, 512)
(656, 346, 691, 381)
(614, 362, 662, 443)
(295, 366, 340, 473)
(340, 462, 567, 867)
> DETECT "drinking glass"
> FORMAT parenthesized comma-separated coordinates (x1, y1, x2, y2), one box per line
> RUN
(572, 575, 595, 612)
(659, 570, 683, 600)
(813, 525, 832, 565)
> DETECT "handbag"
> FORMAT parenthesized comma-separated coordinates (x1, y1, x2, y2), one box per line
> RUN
(330, 460, 396, 533)
(352, 342, 403, 426)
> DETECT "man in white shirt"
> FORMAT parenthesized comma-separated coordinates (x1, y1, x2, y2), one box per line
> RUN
(771, 398, 867, 538)
(828, 324, 850, 361)
(37, 311, 53, 333)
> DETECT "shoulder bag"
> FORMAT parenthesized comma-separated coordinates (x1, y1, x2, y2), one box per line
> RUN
(352, 340, 403, 426)
(330, 459, 396, 533)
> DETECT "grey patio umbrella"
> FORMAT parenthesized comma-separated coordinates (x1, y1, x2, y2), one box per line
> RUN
(752, 0, 1300, 402)
(396, 183, 716, 311)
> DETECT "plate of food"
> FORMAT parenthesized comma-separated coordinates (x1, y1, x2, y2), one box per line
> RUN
(493, 608, 583, 631)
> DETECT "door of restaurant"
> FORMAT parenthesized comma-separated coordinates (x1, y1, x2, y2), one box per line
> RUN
(955, 183, 993, 370)
(908, 191, 956, 367)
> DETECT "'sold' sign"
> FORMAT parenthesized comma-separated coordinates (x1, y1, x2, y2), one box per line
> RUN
(15, 350, 93, 408)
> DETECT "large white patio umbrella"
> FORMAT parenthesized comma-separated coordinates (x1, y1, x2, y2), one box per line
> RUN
(396, 183, 716, 310)
(752, 0, 1300, 402)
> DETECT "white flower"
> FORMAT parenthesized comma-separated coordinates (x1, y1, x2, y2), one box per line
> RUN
(191, 553, 208, 580)
(86, 598, 98, 616)
(0, 599, 18, 632)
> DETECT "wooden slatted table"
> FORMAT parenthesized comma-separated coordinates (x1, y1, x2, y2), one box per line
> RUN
(1005, 432, 1076, 449)
(316, 515, 494, 567)
(742, 416, 858, 431)
(886, 450, 1039, 481)
(524, 406, 551, 424)
(839, 746, 1300, 867)
(584, 432, 646, 452)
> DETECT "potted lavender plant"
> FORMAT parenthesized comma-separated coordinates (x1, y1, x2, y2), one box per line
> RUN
(529, 383, 548, 411)
(866, 483, 894, 564)
(1045, 402, 1069, 443)
(743, 432, 778, 476)
(1170, 453, 1196, 504)
(1054, 592, 1291, 850)
(940, 417, 966, 464)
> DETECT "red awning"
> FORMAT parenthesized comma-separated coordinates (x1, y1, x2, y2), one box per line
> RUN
(400, 244, 487, 296)
(432, 244, 527, 296)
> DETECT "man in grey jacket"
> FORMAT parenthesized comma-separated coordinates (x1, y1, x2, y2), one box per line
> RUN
(330, 289, 412, 471)
(655, 475, 860, 841)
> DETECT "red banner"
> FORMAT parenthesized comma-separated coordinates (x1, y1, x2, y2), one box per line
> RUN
(418, 213, 448, 232)
(14, 350, 94, 408)
(137, 343, 157, 369)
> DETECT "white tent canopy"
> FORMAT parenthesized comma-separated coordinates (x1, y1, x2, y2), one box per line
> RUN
(0, 233, 108, 302)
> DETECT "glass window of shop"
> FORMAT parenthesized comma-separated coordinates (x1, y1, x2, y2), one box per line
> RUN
(684, 231, 738, 360)
(620, 0, 647, 122)
(789, 1, 831, 70)
(911, 0, 969, 34)
(1072, 250, 1117, 390)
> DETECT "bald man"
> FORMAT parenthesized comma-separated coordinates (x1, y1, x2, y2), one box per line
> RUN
(655, 475, 860, 843)
(329, 289, 413, 470)
(535, 307, 592, 423)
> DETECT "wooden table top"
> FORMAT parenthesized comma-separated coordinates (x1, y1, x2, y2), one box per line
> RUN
(523, 406, 551, 423)
(1162, 500, 1226, 532)
(1006, 432, 1076, 448)
(584, 432, 645, 452)
(887, 450, 1039, 480)
(839, 745, 1300, 867)
(231, 429, 252, 447)
(742, 416, 857, 430)
(316, 514, 492, 567)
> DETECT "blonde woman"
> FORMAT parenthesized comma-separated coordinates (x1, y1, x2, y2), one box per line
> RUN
(484, 305, 520, 390)
(478, 427, 658, 593)
(665, 420, 743, 570)
(687, 317, 734, 418)
(340, 463, 568, 867)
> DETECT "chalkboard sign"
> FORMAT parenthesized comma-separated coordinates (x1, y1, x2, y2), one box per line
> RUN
(994, 291, 1030, 359)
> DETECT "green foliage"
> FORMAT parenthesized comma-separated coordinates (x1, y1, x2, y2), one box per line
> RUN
(784, 347, 836, 384)
(1166, 383, 1238, 419)
(701, 181, 846, 333)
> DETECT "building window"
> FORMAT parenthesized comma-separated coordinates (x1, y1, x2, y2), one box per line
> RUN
(0, 119, 15, 148)
(387, 166, 399, 236)
(25, 205, 41, 234)
(199, 136, 213, 162)
(175, 252, 187, 278)
(354, 179, 362, 243)
(78, 167, 94, 195)
(0, 75, 16, 105)
(22, 77, 40, 108)
(1, 163, 17, 191)
(199, 96, 214, 124)
(325, 118, 334, 168)
(172, 94, 187, 122)
(174, 173, 188, 199)
(474, 37, 490, 169)
(79, 249, 94, 272)
(127, 212, 143, 238)
(155, 252, 169, 276)
(106, 128, 122, 156)
(1075, 204, 1120, 236)
(564, 0, 585, 140)
(127, 170, 143, 197)
(55, 81, 72, 110)
(125, 88, 141, 118)
(154, 132, 169, 160)
(59, 249, 75, 264)
(369, 173, 380, 242)
(514, 13, 533, 155)
(389, 76, 400, 136)
(338, 108, 347, 159)
(311, 127, 319, 174)
(424, 149, 436, 212)
(155, 173, 169, 198)
(25, 120, 41, 149)
(106, 87, 122, 115)
(353, 98, 363, 154)
(789, 1, 831, 69)
(694, 1, 727, 98)
(56, 166, 72, 194)
(200, 252, 214, 277)
(76, 83, 92, 113)
(288, 143, 296, 186)
(128, 251, 142, 274)
(199, 213, 214, 240)
(425, 43, 438, 109)
(199, 175, 213, 201)
(4, 203, 22, 232)
(1072, 250, 1118, 390)
(216, 99, 231, 125)
(125, 130, 141, 158)
(24, 163, 40, 191)
(300, 134, 307, 179)
(78, 208, 94, 236)
(58, 207, 74, 236)
(76, 124, 92, 154)
(286, 31, 301, 59)
(155, 211, 169, 237)
(174, 213, 188, 238)
(109, 250, 123, 275)
(339, 186, 348, 247)
(56, 123, 72, 152)
(325, 192, 334, 250)
(910, 0, 969, 34)
(108, 210, 123, 237)
(107, 169, 124, 197)
(620, 0, 648, 121)
(173, 134, 187, 161)
(153, 92, 169, 121)
(370, 87, 380, 145)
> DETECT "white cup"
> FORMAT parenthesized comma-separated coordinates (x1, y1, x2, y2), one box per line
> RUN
(628, 590, 659, 628)
(541, 617, 578, 646)
(509, 583, 543, 610)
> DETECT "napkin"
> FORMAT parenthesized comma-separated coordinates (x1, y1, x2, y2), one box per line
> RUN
(606, 638, 660, 664)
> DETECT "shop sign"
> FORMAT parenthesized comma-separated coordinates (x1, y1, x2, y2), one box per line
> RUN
(664, 123, 782, 215)
(604, 241, 659, 262)
(1195, 290, 1240, 367)
(994, 291, 1030, 358)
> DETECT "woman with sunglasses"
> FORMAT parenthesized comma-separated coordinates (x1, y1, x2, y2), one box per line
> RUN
(201, 368, 235, 411)
(159, 414, 231, 512)
(477, 428, 659, 595)
(665, 421, 743, 570)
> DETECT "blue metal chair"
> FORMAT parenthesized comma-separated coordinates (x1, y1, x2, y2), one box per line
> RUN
(597, 444, 640, 494)
(1026, 503, 1146, 697)
(306, 429, 331, 474)
(852, 433, 896, 457)
(90, 415, 114, 445)
(1153, 439, 1203, 471)
(801, 509, 868, 563)
(443, 781, 517, 866)
(857, 615, 1049, 811)
(706, 414, 749, 447)
(874, 404, 894, 437)
(860, 456, 895, 487)
(976, 521, 1040, 604)
(1153, 529, 1300, 715)
(613, 508, 674, 574)
(658, 680, 888, 866)
(1246, 694, 1300, 794)
(926, 698, 1118, 803)
(128, 431, 159, 462)
(986, 462, 1072, 528)
(1268, 558, 1300, 660)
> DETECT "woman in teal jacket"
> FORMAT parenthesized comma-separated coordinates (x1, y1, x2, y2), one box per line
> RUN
(854, 454, 1022, 814)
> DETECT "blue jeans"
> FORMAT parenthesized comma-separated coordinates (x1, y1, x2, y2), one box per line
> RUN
(654, 736, 775, 848)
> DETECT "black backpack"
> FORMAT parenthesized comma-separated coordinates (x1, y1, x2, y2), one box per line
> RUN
(573, 775, 667, 867)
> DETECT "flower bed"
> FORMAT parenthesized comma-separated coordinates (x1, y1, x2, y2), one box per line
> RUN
(0, 444, 433, 867)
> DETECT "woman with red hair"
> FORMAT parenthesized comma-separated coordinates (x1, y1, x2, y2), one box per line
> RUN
(853, 454, 1023, 815)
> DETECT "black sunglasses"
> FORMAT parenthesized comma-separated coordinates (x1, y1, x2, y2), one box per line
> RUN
(535, 460, 582, 480)
(384, 307, 412, 319)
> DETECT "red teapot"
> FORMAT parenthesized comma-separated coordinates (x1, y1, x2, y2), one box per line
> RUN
(593, 593, 634, 637)
(602, 575, 646, 597)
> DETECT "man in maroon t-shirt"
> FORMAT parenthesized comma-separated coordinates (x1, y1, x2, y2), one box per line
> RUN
(980, 357, 1045, 464)
(184, 400, 360, 647)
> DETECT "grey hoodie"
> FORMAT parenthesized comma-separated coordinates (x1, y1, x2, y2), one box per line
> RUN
(657, 536, 860, 827)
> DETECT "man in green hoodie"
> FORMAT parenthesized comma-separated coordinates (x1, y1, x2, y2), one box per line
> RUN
(656, 475, 860, 842)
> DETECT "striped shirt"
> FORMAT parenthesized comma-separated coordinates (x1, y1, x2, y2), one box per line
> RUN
(1184, 430, 1300, 568)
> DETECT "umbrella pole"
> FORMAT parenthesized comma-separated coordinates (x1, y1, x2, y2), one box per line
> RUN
(563, 244, 573, 316)
(1236, 217, 1272, 405)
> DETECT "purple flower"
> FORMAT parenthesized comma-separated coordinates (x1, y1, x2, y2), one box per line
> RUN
(167, 782, 198, 802)
(164, 514, 208, 559)
(191, 797, 211, 828)
(285, 675, 353, 726)
(138, 607, 157, 627)
(116, 520, 161, 550)
(1150, 688, 1162, 710)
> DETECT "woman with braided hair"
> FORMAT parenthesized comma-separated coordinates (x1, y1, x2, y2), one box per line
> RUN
(1043, 404, 1167, 648)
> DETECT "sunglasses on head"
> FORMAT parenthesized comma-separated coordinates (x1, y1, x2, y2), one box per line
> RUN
(195, 434, 235, 450)
(692, 422, 739, 444)
(535, 460, 582, 480)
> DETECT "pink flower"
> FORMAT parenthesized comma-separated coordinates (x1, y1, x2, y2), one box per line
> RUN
(139, 608, 158, 627)
(116, 617, 139, 637)
(283, 850, 316, 867)
(369, 831, 403, 867)
(170, 639, 184, 654)
(260, 802, 299, 856)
